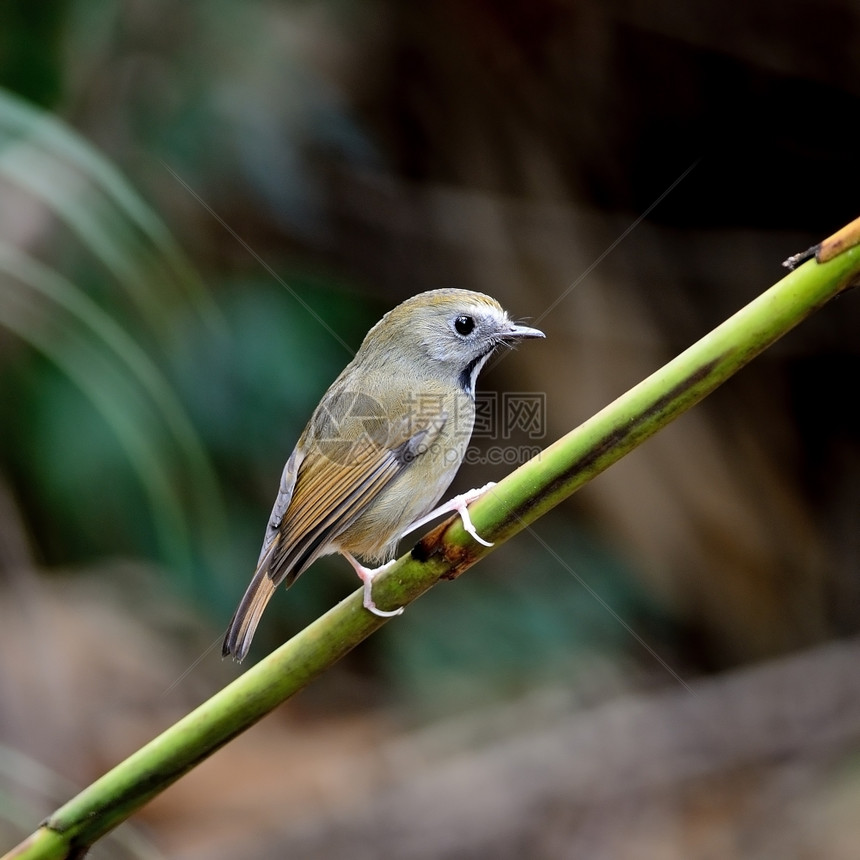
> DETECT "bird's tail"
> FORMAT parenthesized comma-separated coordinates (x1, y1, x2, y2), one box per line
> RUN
(222, 557, 279, 662)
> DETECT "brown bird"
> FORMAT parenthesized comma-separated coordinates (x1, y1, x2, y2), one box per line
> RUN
(223, 289, 544, 661)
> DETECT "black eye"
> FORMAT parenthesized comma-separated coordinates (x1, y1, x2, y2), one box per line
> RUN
(454, 315, 475, 336)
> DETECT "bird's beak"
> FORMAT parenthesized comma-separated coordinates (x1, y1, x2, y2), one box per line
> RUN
(506, 322, 545, 340)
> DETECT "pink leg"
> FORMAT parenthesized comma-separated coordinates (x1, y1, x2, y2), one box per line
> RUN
(402, 482, 496, 546)
(341, 552, 404, 617)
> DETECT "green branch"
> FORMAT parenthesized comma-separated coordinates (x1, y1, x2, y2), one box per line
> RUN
(5, 223, 860, 859)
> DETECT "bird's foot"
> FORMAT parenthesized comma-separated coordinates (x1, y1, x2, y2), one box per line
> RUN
(342, 553, 404, 617)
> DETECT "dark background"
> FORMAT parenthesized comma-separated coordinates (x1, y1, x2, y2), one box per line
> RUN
(1, 2, 859, 857)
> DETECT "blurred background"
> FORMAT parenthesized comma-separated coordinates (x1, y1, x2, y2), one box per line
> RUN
(2, 1, 860, 857)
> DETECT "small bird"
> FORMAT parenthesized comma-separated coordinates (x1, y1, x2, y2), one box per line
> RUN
(223, 289, 544, 661)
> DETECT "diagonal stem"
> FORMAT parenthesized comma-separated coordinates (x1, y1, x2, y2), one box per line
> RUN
(5, 223, 860, 860)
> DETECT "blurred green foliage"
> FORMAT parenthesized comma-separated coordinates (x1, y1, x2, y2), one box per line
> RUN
(0, 75, 383, 619)
(0, 1, 68, 107)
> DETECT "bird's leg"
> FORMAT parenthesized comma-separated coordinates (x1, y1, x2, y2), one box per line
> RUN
(402, 482, 497, 547)
(341, 552, 404, 617)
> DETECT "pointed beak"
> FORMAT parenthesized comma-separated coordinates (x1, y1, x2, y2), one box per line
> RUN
(506, 322, 545, 340)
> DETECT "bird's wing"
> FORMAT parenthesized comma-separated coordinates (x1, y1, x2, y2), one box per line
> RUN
(268, 411, 446, 586)
(256, 443, 304, 565)
(222, 412, 445, 661)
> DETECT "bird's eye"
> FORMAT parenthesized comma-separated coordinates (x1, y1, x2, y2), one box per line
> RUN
(454, 315, 476, 336)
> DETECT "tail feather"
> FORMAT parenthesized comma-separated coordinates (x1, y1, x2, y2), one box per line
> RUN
(222, 560, 279, 662)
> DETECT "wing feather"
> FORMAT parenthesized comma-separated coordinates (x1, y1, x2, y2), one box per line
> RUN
(270, 420, 439, 584)
(222, 413, 444, 660)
